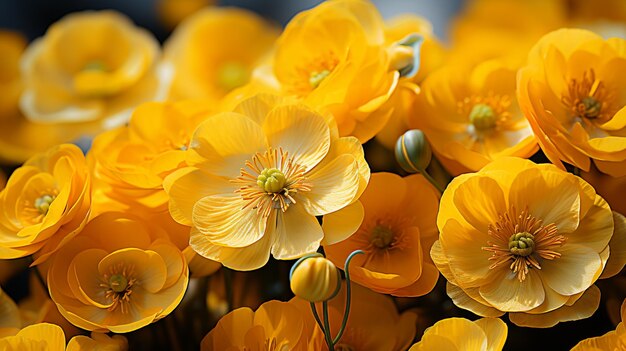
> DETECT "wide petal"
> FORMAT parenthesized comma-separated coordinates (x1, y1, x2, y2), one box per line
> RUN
(190, 228, 272, 271)
(301, 154, 359, 216)
(446, 283, 504, 318)
(453, 175, 507, 233)
(321, 201, 364, 245)
(474, 318, 508, 351)
(271, 205, 323, 260)
(540, 244, 602, 296)
(602, 211, 626, 278)
(479, 268, 545, 312)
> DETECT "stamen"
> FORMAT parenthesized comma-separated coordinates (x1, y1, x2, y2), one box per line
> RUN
(370, 225, 394, 249)
(458, 92, 512, 135)
(561, 69, 615, 124)
(34, 194, 56, 215)
(100, 263, 137, 314)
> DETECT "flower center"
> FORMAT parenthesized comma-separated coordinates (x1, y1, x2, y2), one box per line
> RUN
(482, 206, 566, 282)
(82, 60, 108, 72)
(108, 274, 128, 293)
(562, 69, 615, 123)
(370, 225, 394, 249)
(234, 148, 312, 218)
(469, 103, 497, 131)
(309, 70, 330, 89)
(508, 232, 534, 257)
(34, 194, 55, 215)
(217, 62, 249, 92)
(257, 168, 287, 193)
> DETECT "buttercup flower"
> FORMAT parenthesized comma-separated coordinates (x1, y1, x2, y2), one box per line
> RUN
(412, 61, 537, 175)
(66, 332, 128, 351)
(0, 144, 90, 264)
(164, 94, 369, 270)
(201, 300, 314, 351)
(518, 28, 626, 176)
(47, 212, 189, 333)
(20, 11, 169, 132)
(409, 317, 508, 351)
(0, 323, 65, 351)
(164, 8, 278, 102)
(432, 157, 624, 327)
(324, 172, 440, 297)
(246, 0, 399, 143)
(292, 282, 417, 350)
(571, 298, 626, 350)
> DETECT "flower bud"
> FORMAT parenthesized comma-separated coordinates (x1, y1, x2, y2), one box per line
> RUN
(290, 257, 340, 302)
(395, 129, 432, 173)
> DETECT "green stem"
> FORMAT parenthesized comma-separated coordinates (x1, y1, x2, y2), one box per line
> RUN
(419, 168, 445, 193)
(332, 250, 364, 346)
(322, 301, 335, 351)
(310, 302, 325, 334)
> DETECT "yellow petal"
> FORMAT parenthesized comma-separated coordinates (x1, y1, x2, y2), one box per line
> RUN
(190, 228, 273, 271)
(98, 248, 167, 293)
(474, 318, 508, 351)
(271, 205, 323, 260)
(446, 283, 504, 318)
(301, 154, 359, 216)
(321, 201, 364, 246)
(540, 244, 602, 296)
(479, 268, 545, 312)
(453, 175, 506, 233)
(601, 211, 626, 278)
(422, 318, 488, 350)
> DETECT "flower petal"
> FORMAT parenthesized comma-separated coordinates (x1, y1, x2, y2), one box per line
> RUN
(540, 244, 602, 296)
(301, 154, 359, 216)
(479, 268, 545, 312)
(321, 200, 364, 246)
(453, 175, 506, 233)
(271, 205, 323, 260)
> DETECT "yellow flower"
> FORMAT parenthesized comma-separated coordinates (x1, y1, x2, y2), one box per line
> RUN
(20, 11, 169, 132)
(245, 0, 398, 143)
(411, 61, 537, 175)
(67, 332, 128, 351)
(164, 94, 369, 270)
(409, 317, 507, 351)
(201, 300, 314, 351)
(431, 157, 623, 327)
(47, 212, 189, 333)
(0, 144, 90, 264)
(0, 323, 66, 351)
(518, 28, 626, 177)
(164, 8, 278, 102)
(292, 283, 417, 350)
(375, 15, 447, 149)
(571, 298, 626, 350)
(290, 256, 341, 302)
(324, 172, 440, 297)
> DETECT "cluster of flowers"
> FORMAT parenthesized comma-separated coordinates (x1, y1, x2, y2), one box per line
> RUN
(1, 0, 626, 349)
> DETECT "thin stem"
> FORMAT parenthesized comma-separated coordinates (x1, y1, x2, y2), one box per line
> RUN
(322, 301, 335, 351)
(419, 168, 445, 193)
(333, 250, 364, 345)
(309, 302, 326, 337)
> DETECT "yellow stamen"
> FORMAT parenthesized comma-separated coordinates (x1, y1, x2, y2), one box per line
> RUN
(100, 263, 136, 314)
(483, 206, 566, 282)
(469, 103, 497, 131)
(108, 274, 128, 293)
(458, 92, 512, 134)
(257, 168, 286, 193)
(370, 225, 394, 249)
(561, 69, 615, 124)
(34, 194, 55, 215)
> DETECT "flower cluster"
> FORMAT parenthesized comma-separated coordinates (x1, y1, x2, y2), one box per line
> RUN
(1, 0, 626, 350)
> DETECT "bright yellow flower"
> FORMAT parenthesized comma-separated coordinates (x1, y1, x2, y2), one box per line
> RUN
(324, 172, 440, 297)
(0, 31, 75, 163)
(47, 212, 189, 333)
(518, 28, 626, 177)
(0, 323, 66, 351)
(292, 283, 417, 350)
(571, 298, 626, 350)
(432, 157, 624, 327)
(375, 15, 447, 149)
(20, 11, 169, 132)
(244, 0, 398, 143)
(164, 8, 278, 102)
(0, 144, 90, 264)
(409, 317, 507, 351)
(164, 94, 369, 270)
(201, 300, 314, 351)
(66, 332, 128, 351)
(412, 61, 537, 175)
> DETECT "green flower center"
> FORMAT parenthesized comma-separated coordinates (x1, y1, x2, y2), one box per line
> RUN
(469, 103, 497, 131)
(83, 61, 108, 72)
(257, 168, 287, 193)
(370, 225, 394, 249)
(109, 274, 128, 293)
(309, 70, 330, 89)
(509, 232, 535, 257)
(34, 194, 56, 215)
(217, 62, 249, 92)
(579, 96, 602, 119)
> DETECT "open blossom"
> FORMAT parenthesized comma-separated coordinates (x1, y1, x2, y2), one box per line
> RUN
(164, 7, 278, 102)
(412, 60, 537, 175)
(47, 212, 189, 333)
(409, 317, 508, 351)
(324, 172, 440, 297)
(518, 28, 626, 176)
(164, 94, 369, 270)
(20, 11, 170, 132)
(432, 157, 626, 327)
(0, 144, 90, 264)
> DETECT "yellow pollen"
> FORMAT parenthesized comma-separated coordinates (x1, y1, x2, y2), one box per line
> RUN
(469, 103, 497, 130)
(370, 226, 394, 249)
(257, 168, 286, 193)
(34, 194, 55, 215)
(217, 62, 249, 91)
(458, 92, 512, 134)
(109, 274, 128, 293)
(309, 70, 330, 88)
(483, 206, 566, 282)
(233, 148, 312, 218)
(562, 69, 615, 123)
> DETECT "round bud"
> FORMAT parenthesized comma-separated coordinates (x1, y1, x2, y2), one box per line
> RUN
(290, 257, 341, 303)
(395, 129, 432, 173)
